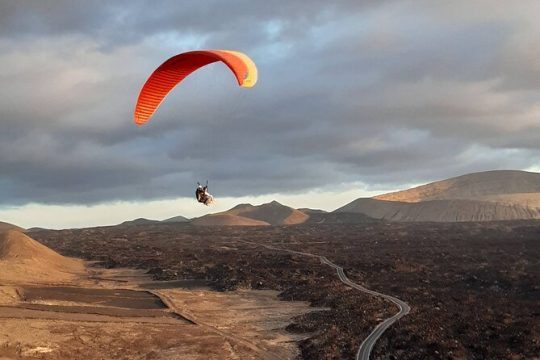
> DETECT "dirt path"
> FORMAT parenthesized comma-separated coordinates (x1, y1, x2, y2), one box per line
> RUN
(0, 267, 312, 359)
(153, 290, 286, 360)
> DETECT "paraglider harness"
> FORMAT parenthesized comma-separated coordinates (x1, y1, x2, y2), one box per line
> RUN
(196, 181, 213, 206)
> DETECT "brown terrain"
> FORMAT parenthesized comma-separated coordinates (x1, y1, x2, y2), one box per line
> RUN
(192, 201, 309, 226)
(127, 170, 540, 226)
(1, 170, 539, 359)
(339, 170, 540, 222)
(0, 230, 85, 284)
(0, 224, 316, 360)
(374, 170, 540, 203)
(0, 221, 24, 232)
(29, 220, 540, 359)
(191, 213, 270, 226)
(336, 198, 540, 222)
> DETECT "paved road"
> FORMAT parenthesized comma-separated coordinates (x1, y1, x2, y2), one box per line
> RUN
(241, 241, 410, 360)
(320, 256, 410, 359)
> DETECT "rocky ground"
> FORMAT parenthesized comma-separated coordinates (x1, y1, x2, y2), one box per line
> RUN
(32, 221, 540, 359)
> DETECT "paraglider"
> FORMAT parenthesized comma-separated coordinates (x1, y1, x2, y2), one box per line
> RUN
(134, 49, 257, 125)
(133, 49, 258, 206)
(195, 181, 214, 206)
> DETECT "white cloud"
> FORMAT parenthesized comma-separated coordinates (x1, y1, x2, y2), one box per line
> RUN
(1, 1, 540, 227)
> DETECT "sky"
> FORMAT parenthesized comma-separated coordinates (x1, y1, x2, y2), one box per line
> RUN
(0, 1, 539, 229)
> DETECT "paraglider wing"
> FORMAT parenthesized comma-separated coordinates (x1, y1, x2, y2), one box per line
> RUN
(134, 50, 257, 125)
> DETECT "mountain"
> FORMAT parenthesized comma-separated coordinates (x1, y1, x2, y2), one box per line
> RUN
(226, 201, 310, 225)
(0, 230, 84, 284)
(162, 215, 190, 223)
(120, 218, 161, 226)
(298, 208, 327, 215)
(193, 201, 310, 226)
(0, 221, 24, 233)
(374, 170, 540, 204)
(338, 170, 540, 222)
(304, 210, 379, 224)
(336, 198, 540, 222)
(191, 214, 270, 226)
(26, 227, 49, 232)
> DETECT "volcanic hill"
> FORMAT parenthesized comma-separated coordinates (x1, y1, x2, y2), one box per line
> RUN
(0, 230, 85, 284)
(337, 170, 540, 222)
(0, 221, 24, 233)
(192, 201, 308, 226)
(120, 218, 161, 226)
(162, 215, 190, 223)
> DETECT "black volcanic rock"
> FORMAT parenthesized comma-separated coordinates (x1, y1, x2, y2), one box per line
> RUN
(307, 211, 379, 224)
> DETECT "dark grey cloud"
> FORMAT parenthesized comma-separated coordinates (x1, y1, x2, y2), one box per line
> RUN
(0, 0, 539, 205)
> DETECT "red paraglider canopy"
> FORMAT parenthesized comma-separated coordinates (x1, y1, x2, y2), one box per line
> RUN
(134, 50, 257, 125)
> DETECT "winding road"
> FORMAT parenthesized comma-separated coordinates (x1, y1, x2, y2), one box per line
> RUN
(241, 241, 410, 360)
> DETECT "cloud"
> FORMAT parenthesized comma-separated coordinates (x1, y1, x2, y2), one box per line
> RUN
(0, 0, 539, 207)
